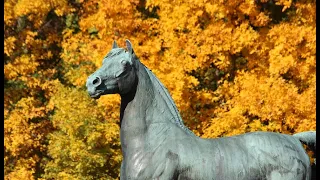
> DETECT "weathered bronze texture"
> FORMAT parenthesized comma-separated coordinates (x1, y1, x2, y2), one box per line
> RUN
(86, 40, 316, 180)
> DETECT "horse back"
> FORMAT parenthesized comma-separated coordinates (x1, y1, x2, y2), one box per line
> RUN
(175, 131, 310, 180)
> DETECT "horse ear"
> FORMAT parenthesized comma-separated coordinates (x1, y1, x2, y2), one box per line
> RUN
(125, 39, 134, 54)
(112, 40, 118, 49)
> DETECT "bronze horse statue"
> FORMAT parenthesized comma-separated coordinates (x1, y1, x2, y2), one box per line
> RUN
(86, 40, 316, 180)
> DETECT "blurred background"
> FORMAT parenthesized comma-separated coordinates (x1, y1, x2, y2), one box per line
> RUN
(4, 0, 316, 179)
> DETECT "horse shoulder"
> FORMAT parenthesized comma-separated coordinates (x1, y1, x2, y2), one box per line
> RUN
(151, 151, 179, 179)
(124, 148, 179, 180)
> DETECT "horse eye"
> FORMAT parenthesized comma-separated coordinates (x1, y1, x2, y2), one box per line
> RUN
(121, 60, 128, 66)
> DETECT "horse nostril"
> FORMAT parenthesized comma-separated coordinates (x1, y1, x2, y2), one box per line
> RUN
(92, 77, 101, 86)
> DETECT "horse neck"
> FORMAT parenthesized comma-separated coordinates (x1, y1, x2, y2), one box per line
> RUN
(145, 66, 195, 136)
(120, 61, 195, 137)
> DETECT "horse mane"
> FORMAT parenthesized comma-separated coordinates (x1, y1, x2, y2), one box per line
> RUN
(142, 64, 195, 136)
(103, 48, 125, 64)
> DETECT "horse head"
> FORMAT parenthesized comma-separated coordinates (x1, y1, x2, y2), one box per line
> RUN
(86, 40, 137, 99)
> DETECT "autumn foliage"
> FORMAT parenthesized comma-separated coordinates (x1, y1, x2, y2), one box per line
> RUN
(4, 0, 316, 179)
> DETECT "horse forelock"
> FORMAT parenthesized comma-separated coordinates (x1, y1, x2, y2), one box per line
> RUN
(103, 48, 126, 63)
